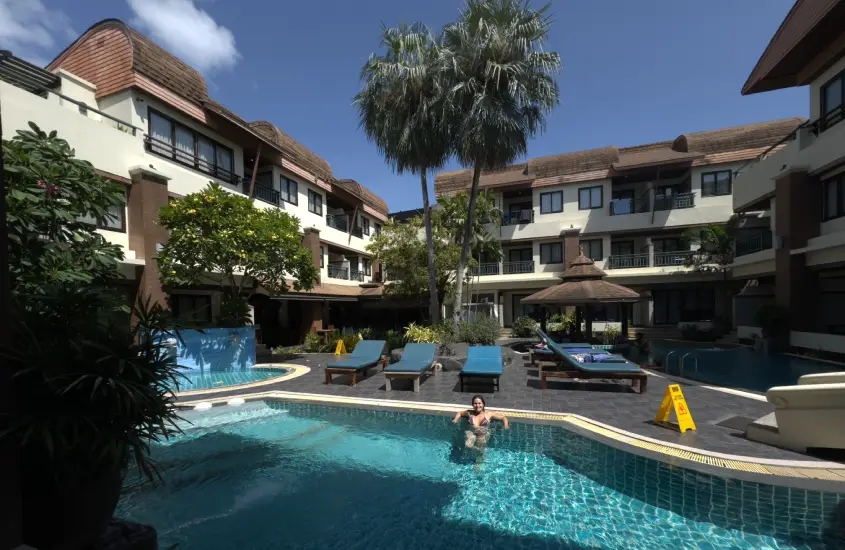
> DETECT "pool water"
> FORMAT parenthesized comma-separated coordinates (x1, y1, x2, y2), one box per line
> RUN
(651, 341, 840, 393)
(175, 367, 287, 391)
(117, 401, 844, 549)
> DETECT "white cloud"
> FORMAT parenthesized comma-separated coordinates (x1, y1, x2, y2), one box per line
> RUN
(127, 0, 240, 74)
(0, 0, 76, 66)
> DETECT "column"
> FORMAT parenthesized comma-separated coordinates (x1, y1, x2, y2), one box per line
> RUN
(646, 236, 654, 268)
(127, 166, 171, 309)
(563, 230, 580, 267)
(302, 227, 321, 272)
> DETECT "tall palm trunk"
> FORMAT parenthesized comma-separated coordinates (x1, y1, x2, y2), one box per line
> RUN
(452, 163, 482, 324)
(420, 172, 440, 323)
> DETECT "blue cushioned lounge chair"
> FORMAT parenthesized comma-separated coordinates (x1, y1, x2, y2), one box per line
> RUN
(529, 328, 592, 366)
(324, 340, 387, 386)
(542, 340, 647, 393)
(460, 346, 503, 392)
(383, 343, 438, 393)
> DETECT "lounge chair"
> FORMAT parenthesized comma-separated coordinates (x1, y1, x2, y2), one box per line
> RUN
(460, 346, 503, 392)
(383, 343, 438, 393)
(541, 340, 647, 393)
(529, 328, 591, 367)
(324, 340, 387, 386)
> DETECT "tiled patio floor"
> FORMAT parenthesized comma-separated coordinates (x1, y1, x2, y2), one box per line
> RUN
(175, 349, 829, 463)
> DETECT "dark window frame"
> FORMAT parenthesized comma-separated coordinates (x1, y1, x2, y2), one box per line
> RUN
(580, 239, 603, 261)
(171, 294, 212, 324)
(280, 176, 298, 205)
(701, 170, 732, 197)
(308, 189, 323, 216)
(508, 248, 533, 263)
(363, 258, 372, 276)
(611, 240, 635, 257)
(374, 223, 382, 236)
(821, 69, 845, 130)
(652, 237, 687, 253)
(823, 176, 845, 221)
(361, 216, 370, 236)
(578, 185, 603, 210)
(539, 242, 563, 264)
(146, 107, 235, 183)
(539, 191, 563, 214)
(78, 187, 127, 233)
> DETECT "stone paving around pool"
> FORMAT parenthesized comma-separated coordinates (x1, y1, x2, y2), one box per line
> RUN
(175, 345, 831, 465)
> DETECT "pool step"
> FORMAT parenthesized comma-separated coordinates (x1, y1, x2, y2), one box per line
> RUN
(746, 412, 782, 448)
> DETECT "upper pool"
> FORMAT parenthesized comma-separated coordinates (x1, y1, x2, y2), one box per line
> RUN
(174, 367, 287, 392)
(117, 400, 844, 549)
(650, 340, 841, 392)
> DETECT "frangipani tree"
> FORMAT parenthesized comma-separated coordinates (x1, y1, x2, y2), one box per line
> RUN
(443, 0, 561, 322)
(356, 23, 451, 322)
(158, 183, 318, 326)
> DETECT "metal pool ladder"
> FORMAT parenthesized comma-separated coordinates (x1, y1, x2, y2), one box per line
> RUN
(680, 353, 699, 378)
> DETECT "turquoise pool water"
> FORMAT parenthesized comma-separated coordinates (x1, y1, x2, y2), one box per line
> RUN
(175, 367, 287, 391)
(651, 341, 839, 393)
(117, 401, 844, 549)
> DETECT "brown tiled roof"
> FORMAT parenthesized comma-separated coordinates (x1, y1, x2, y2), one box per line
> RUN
(520, 280, 641, 305)
(531, 147, 620, 179)
(613, 146, 703, 170)
(559, 253, 606, 280)
(125, 26, 208, 105)
(672, 118, 806, 154)
(285, 281, 384, 297)
(250, 121, 333, 182)
(333, 179, 389, 216)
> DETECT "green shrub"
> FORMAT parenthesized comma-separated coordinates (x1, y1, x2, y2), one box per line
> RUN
(457, 316, 501, 345)
(405, 322, 437, 343)
(360, 327, 375, 340)
(384, 329, 406, 351)
(304, 332, 322, 352)
(433, 319, 456, 344)
(512, 316, 538, 338)
(602, 324, 621, 344)
(321, 332, 359, 353)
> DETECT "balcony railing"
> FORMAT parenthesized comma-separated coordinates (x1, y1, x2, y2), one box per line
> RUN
(503, 261, 534, 274)
(606, 254, 650, 269)
(609, 196, 649, 216)
(502, 209, 534, 226)
(144, 135, 238, 184)
(654, 251, 693, 267)
(735, 231, 773, 257)
(654, 192, 695, 211)
(470, 263, 500, 276)
(326, 214, 348, 232)
(327, 264, 348, 280)
(351, 226, 364, 239)
(813, 104, 845, 135)
(241, 179, 280, 206)
(349, 269, 364, 282)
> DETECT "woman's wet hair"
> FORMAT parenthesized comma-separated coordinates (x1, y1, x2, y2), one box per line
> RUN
(471, 395, 486, 409)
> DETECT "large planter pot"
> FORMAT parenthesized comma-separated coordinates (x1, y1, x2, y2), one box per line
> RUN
(23, 465, 124, 549)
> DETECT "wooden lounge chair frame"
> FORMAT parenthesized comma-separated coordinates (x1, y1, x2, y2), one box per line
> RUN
(541, 368, 648, 393)
(384, 362, 440, 393)
(324, 357, 388, 386)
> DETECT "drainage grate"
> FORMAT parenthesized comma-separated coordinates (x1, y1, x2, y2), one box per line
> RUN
(715, 416, 756, 432)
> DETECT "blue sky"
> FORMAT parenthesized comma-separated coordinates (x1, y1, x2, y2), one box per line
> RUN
(2, 0, 805, 211)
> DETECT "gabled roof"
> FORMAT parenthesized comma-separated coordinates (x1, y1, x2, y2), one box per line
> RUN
(333, 179, 389, 215)
(250, 120, 333, 183)
(672, 118, 807, 154)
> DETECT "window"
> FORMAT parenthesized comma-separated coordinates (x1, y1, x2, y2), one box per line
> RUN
(578, 186, 603, 210)
(375, 223, 382, 236)
(540, 242, 563, 264)
(146, 108, 234, 182)
(320, 246, 325, 268)
(540, 191, 563, 214)
(363, 258, 372, 276)
(508, 248, 532, 262)
(280, 177, 298, 205)
(172, 294, 212, 324)
(308, 190, 323, 216)
(581, 239, 603, 261)
(361, 216, 370, 235)
(824, 176, 845, 221)
(77, 189, 126, 232)
(701, 170, 732, 196)
(821, 70, 844, 131)
(652, 238, 686, 253)
(611, 241, 634, 257)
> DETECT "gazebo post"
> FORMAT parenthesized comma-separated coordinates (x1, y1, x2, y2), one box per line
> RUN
(584, 305, 593, 341)
(621, 304, 630, 342)
(540, 307, 548, 333)
(575, 307, 583, 340)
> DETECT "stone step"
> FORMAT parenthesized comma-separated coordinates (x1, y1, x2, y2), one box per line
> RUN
(746, 412, 781, 448)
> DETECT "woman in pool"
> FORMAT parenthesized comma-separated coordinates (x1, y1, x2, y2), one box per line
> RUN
(452, 395, 509, 449)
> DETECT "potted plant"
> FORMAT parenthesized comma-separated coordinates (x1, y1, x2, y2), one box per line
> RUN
(1, 288, 185, 549)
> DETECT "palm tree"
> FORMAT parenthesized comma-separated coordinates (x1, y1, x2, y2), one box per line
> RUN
(684, 214, 742, 271)
(355, 23, 451, 323)
(442, 0, 561, 322)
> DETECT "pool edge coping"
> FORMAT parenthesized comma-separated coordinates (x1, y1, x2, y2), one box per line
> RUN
(176, 389, 845, 484)
(174, 364, 311, 397)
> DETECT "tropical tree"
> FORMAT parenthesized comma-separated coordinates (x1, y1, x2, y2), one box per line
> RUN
(4, 123, 126, 299)
(355, 23, 451, 323)
(366, 192, 500, 310)
(442, 0, 562, 322)
(684, 214, 742, 271)
(158, 183, 319, 326)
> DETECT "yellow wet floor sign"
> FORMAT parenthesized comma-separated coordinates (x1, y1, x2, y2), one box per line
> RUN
(654, 384, 696, 432)
(334, 340, 347, 355)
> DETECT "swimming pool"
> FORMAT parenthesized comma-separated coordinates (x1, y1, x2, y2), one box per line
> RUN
(651, 341, 840, 392)
(117, 400, 844, 549)
(175, 367, 288, 392)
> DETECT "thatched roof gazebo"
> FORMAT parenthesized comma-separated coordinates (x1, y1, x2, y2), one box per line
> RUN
(521, 252, 641, 339)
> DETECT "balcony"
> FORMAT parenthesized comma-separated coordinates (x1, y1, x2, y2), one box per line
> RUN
(606, 254, 650, 269)
(654, 251, 693, 267)
(241, 179, 280, 206)
(326, 214, 348, 232)
(609, 196, 649, 216)
(653, 192, 694, 211)
(470, 263, 500, 276)
(351, 226, 364, 239)
(736, 231, 773, 257)
(503, 261, 534, 274)
(502, 209, 534, 226)
(813, 103, 844, 135)
(327, 264, 348, 280)
(349, 269, 364, 282)
(144, 135, 238, 185)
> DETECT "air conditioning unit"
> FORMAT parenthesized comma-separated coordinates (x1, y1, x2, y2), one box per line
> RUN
(773, 236, 785, 250)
